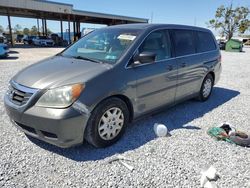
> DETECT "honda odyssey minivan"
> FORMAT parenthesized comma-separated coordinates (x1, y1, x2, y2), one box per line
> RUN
(4, 24, 221, 148)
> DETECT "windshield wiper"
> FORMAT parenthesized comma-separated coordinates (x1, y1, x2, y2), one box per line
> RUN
(73, 56, 103, 64)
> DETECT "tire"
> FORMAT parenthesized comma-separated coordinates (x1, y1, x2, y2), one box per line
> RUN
(85, 97, 129, 148)
(198, 74, 214, 101)
(229, 132, 250, 147)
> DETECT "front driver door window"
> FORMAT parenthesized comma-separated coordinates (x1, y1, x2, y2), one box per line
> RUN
(139, 30, 171, 61)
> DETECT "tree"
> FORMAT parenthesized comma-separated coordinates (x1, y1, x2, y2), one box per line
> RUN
(5, 26, 9, 33)
(39, 27, 53, 36)
(47, 28, 53, 35)
(14, 24, 22, 35)
(0, 25, 4, 33)
(23, 28, 30, 35)
(30, 26, 38, 35)
(208, 4, 250, 40)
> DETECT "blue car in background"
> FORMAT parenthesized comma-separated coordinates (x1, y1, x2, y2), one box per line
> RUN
(0, 43, 9, 58)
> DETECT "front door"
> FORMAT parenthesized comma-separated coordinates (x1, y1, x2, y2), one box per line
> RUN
(134, 30, 178, 114)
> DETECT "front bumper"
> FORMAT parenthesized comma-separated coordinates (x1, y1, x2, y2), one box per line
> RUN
(214, 61, 222, 85)
(4, 94, 90, 148)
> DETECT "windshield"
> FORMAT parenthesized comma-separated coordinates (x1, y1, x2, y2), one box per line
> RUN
(61, 28, 141, 64)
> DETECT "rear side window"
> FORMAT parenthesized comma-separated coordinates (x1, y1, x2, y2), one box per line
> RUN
(196, 31, 216, 52)
(172, 30, 195, 57)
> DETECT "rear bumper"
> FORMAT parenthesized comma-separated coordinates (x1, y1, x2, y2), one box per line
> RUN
(4, 94, 90, 148)
(214, 61, 222, 85)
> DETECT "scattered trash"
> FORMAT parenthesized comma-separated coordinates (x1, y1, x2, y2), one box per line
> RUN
(207, 123, 250, 147)
(200, 166, 219, 188)
(118, 160, 134, 171)
(207, 126, 234, 144)
(248, 181, 250, 188)
(182, 124, 201, 130)
(154, 123, 168, 137)
(203, 181, 219, 188)
(108, 155, 134, 171)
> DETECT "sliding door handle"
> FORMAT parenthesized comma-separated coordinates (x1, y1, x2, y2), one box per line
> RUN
(167, 65, 173, 71)
(181, 63, 186, 67)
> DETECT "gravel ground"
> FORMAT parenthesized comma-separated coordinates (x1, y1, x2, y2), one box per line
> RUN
(0, 47, 250, 188)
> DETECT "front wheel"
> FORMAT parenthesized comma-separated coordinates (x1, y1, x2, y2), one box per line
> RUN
(85, 97, 129, 148)
(198, 74, 214, 101)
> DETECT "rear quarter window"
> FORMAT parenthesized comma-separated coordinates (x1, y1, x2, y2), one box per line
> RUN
(172, 29, 196, 57)
(196, 31, 217, 52)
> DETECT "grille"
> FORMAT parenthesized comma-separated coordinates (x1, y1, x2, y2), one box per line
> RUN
(9, 86, 33, 105)
(8, 82, 37, 106)
(16, 122, 37, 134)
(41, 130, 58, 139)
(15, 122, 58, 139)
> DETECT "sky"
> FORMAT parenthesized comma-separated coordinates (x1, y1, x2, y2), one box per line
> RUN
(0, 0, 249, 36)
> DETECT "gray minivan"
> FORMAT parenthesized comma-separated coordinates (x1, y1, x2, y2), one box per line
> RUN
(4, 24, 221, 148)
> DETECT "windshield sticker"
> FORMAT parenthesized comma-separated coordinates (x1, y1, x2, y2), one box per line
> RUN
(118, 34, 136, 41)
(77, 48, 86, 53)
(105, 55, 117, 60)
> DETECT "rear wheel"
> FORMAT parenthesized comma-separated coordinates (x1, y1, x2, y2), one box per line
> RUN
(85, 97, 129, 148)
(198, 74, 214, 101)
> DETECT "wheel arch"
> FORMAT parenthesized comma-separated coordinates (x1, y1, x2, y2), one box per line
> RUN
(91, 94, 134, 122)
(208, 71, 215, 85)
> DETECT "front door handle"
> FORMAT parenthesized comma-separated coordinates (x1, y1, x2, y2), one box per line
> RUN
(181, 63, 186, 67)
(167, 65, 173, 71)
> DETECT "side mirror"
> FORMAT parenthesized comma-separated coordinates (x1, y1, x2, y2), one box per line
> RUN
(133, 51, 156, 65)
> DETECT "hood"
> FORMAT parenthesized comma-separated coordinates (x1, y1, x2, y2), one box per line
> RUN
(12, 56, 111, 89)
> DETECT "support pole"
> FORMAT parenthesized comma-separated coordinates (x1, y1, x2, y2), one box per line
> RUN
(68, 15, 71, 44)
(78, 22, 80, 33)
(76, 22, 78, 34)
(7, 12, 13, 46)
(60, 15, 63, 40)
(73, 21, 76, 41)
(77, 22, 81, 38)
(42, 19, 45, 36)
(45, 19, 48, 36)
(37, 18, 40, 36)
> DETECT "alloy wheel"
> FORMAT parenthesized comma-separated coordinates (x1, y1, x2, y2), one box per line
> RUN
(203, 78, 212, 98)
(98, 107, 124, 140)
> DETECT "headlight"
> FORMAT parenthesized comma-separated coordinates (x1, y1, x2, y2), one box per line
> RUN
(36, 84, 84, 108)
